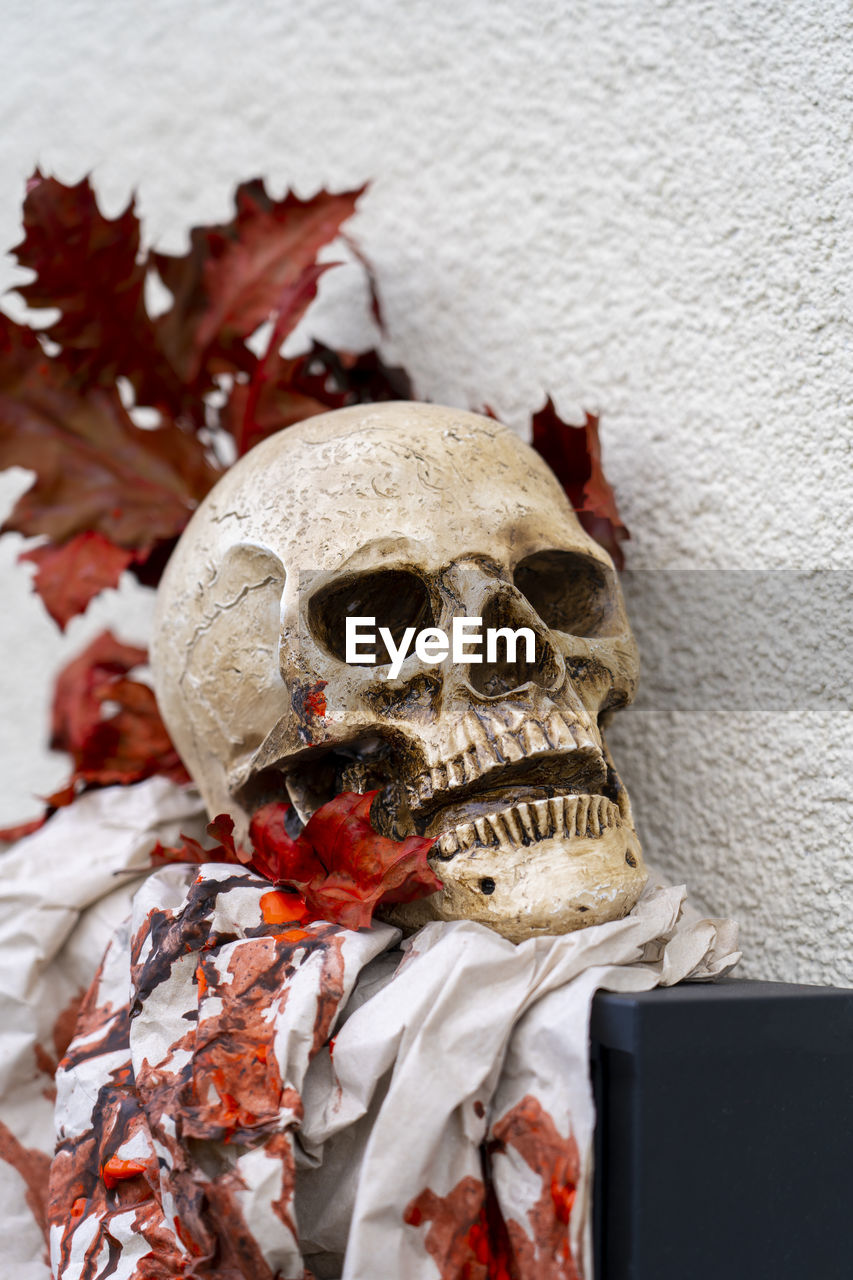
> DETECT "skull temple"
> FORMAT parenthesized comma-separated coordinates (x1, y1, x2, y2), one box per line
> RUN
(151, 403, 647, 942)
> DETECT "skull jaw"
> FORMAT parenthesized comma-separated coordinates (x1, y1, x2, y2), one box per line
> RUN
(382, 824, 647, 943)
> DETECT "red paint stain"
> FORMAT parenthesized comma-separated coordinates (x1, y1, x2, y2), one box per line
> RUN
(276, 927, 310, 944)
(304, 681, 327, 717)
(551, 1179, 576, 1226)
(34, 1042, 56, 1077)
(260, 888, 308, 925)
(53, 989, 86, 1061)
(491, 1095, 582, 1279)
(102, 1156, 147, 1189)
(50, 877, 353, 1276)
(406, 1095, 583, 1280)
(0, 1119, 51, 1245)
(405, 1173, 514, 1280)
(33, 988, 87, 1080)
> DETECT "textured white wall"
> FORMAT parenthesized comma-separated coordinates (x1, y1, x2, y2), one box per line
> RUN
(0, 0, 850, 984)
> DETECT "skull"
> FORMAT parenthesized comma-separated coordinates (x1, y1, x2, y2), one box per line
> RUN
(151, 403, 646, 942)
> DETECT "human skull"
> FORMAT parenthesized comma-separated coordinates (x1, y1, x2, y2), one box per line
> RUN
(152, 403, 646, 942)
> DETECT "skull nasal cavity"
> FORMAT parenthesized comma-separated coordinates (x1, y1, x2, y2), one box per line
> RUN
(469, 593, 562, 698)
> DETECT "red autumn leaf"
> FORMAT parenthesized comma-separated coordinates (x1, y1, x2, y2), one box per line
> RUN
(47, 630, 189, 807)
(231, 261, 337, 455)
(531, 397, 629, 570)
(19, 532, 134, 630)
(150, 831, 216, 867)
(206, 812, 241, 855)
(249, 791, 441, 930)
(341, 231, 385, 330)
(150, 811, 248, 870)
(11, 171, 164, 396)
(225, 339, 413, 455)
(153, 792, 440, 931)
(0, 314, 221, 551)
(152, 179, 364, 384)
(248, 803, 317, 884)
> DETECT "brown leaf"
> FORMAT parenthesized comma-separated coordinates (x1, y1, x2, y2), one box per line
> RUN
(12, 172, 148, 384)
(48, 630, 189, 806)
(0, 314, 221, 549)
(341, 231, 385, 330)
(530, 398, 629, 569)
(225, 339, 413, 455)
(153, 180, 364, 384)
(230, 261, 337, 455)
(19, 532, 134, 630)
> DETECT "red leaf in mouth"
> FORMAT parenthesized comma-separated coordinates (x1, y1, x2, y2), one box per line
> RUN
(153, 791, 441, 932)
(250, 791, 441, 930)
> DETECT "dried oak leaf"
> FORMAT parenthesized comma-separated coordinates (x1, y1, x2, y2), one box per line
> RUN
(18, 532, 133, 630)
(229, 261, 339, 455)
(48, 629, 188, 806)
(0, 313, 220, 550)
(154, 792, 440, 932)
(11, 172, 157, 391)
(152, 179, 364, 385)
(531, 397, 629, 570)
(225, 339, 413, 455)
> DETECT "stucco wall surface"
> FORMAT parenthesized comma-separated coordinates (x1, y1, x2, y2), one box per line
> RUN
(0, 0, 850, 984)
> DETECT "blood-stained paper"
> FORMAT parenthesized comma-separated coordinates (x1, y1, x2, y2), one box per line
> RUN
(0, 781, 739, 1280)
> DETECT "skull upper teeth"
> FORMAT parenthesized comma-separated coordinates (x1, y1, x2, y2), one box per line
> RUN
(407, 708, 594, 811)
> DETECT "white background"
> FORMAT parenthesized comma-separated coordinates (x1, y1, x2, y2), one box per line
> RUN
(0, 0, 850, 984)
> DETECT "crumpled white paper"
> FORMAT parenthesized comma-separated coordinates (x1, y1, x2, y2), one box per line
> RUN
(0, 779, 739, 1279)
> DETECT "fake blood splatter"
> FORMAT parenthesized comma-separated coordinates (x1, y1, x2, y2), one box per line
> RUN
(490, 1095, 582, 1279)
(0, 1120, 51, 1246)
(405, 1094, 582, 1280)
(405, 1174, 515, 1280)
(48, 865, 358, 1277)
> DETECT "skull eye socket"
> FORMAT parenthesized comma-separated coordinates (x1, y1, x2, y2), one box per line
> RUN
(308, 569, 435, 666)
(513, 550, 619, 637)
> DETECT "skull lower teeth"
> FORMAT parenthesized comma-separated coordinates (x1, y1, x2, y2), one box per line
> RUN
(436, 794, 623, 860)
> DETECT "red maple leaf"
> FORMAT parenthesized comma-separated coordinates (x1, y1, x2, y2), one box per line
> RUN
(18, 533, 133, 631)
(0, 314, 221, 551)
(531, 397, 629, 570)
(0, 815, 46, 843)
(225, 339, 414, 455)
(11, 172, 165, 397)
(47, 629, 189, 807)
(152, 179, 364, 385)
(249, 792, 441, 929)
(153, 792, 440, 932)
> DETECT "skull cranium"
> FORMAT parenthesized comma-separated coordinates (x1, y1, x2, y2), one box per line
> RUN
(151, 402, 647, 942)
